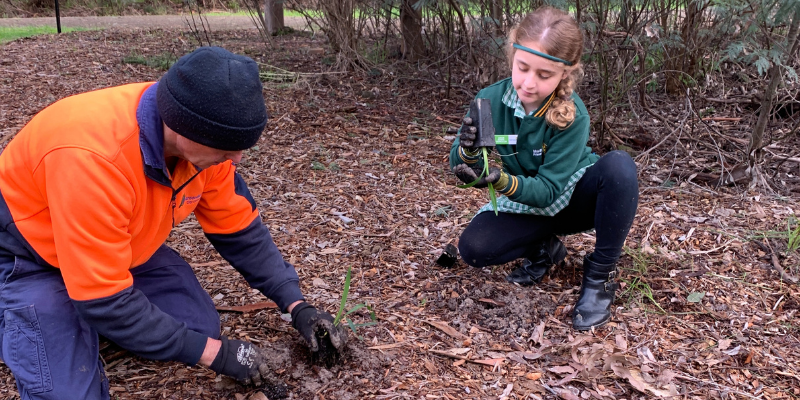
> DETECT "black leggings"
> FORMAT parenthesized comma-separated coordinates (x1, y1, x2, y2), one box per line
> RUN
(458, 150, 639, 267)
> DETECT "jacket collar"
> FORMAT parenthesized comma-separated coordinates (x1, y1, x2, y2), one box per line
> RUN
(502, 82, 555, 119)
(136, 83, 172, 187)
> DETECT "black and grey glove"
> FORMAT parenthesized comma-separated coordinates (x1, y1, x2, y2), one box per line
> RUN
(452, 164, 509, 190)
(290, 302, 347, 352)
(447, 117, 479, 152)
(457, 117, 479, 152)
(209, 336, 286, 395)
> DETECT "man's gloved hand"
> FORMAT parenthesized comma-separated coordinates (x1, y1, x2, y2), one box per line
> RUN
(452, 164, 509, 190)
(447, 117, 479, 152)
(209, 336, 286, 393)
(290, 302, 347, 352)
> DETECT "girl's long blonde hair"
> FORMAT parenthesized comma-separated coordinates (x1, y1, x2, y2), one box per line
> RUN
(507, 7, 584, 129)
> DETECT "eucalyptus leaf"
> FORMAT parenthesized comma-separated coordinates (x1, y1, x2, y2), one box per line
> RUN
(687, 292, 705, 303)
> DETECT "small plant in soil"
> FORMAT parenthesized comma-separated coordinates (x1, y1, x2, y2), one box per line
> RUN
(787, 214, 800, 252)
(456, 146, 499, 215)
(620, 247, 665, 313)
(312, 266, 376, 368)
(333, 266, 377, 333)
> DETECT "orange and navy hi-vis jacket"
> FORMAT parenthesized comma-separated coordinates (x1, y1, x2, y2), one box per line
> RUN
(0, 82, 303, 365)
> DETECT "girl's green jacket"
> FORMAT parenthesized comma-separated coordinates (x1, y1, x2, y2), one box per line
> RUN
(450, 78, 599, 211)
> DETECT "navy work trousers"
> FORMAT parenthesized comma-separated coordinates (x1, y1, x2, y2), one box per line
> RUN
(458, 150, 640, 267)
(0, 245, 220, 400)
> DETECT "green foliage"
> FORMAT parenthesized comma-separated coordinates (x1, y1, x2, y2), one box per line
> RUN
(333, 266, 377, 338)
(0, 26, 85, 43)
(455, 147, 498, 215)
(620, 247, 665, 313)
(720, 0, 800, 80)
(699, 107, 716, 118)
(755, 215, 800, 253)
(363, 41, 388, 64)
(787, 215, 800, 252)
(225, 1, 240, 12)
(59, 0, 180, 16)
(433, 205, 452, 217)
(623, 276, 666, 313)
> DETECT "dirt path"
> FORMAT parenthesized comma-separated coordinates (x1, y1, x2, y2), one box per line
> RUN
(0, 14, 308, 30)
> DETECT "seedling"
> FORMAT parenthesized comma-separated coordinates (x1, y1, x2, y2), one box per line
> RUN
(620, 247, 665, 313)
(456, 99, 499, 215)
(433, 205, 452, 218)
(333, 266, 377, 336)
(456, 147, 499, 215)
(787, 215, 800, 252)
(311, 266, 376, 368)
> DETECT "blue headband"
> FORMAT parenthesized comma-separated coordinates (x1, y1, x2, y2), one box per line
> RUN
(513, 43, 573, 66)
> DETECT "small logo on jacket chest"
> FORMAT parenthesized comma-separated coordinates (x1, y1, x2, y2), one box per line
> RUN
(179, 194, 202, 207)
(532, 143, 548, 157)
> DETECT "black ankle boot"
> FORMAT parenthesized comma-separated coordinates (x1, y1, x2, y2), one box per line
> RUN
(506, 236, 566, 286)
(573, 254, 618, 330)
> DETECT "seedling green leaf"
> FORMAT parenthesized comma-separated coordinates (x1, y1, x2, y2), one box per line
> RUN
(333, 266, 377, 339)
(455, 148, 498, 215)
(488, 183, 498, 216)
(456, 176, 484, 189)
(333, 266, 352, 325)
(483, 147, 498, 216)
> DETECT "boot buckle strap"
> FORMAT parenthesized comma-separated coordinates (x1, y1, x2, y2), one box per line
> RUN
(604, 280, 619, 292)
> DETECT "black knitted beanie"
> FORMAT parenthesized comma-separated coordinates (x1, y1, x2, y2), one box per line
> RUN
(156, 46, 267, 151)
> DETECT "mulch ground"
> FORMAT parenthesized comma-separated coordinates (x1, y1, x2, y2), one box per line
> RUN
(1, 27, 799, 400)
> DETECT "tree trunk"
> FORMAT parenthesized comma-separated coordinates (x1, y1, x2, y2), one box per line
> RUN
(749, 5, 800, 188)
(445, 0, 479, 68)
(666, 0, 702, 95)
(400, 0, 424, 60)
(265, 0, 284, 35)
(320, 0, 359, 68)
(490, 0, 502, 36)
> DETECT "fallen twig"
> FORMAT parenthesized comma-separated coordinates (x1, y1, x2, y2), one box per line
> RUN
(687, 240, 736, 255)
(340, 229, 395, 237)
(753, 240, 799, 284)
(701, 117, 742, 122)
(702, 96, 757, 105)
(428, 349, 504, 368)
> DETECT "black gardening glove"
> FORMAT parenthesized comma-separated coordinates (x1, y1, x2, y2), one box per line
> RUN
(290, 302, 347, 353)
(210, 336, 287, 396)
(452, 164, 508, 189)
(447, 117, 479, 152)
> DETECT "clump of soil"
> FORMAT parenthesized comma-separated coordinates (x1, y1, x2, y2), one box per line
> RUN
(241, 326, 392, 399)
(310, 329, 341, 368)
(259, 382, 288, 399)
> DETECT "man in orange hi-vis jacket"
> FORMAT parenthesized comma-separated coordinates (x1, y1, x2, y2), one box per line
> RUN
(0, 46, 345, 399)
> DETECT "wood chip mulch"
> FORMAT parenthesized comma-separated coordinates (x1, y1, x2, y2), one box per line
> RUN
(1, 27, 798, 400)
